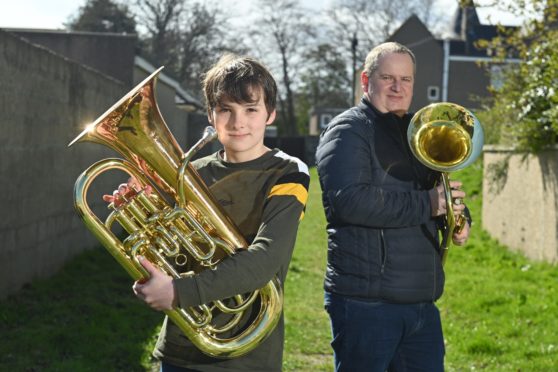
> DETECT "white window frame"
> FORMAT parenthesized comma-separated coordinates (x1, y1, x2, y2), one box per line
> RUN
(427, 86, 440, 101)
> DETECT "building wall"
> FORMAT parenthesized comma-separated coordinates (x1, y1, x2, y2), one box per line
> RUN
(388, 16, 444, 112)
(388, 15, 497, 113)
(483, 146, 558, 263)
(0, 30, 129, 299)
(447, 60, 490, 109)
(409, 39, 444, 112)
(8, 29, 136, 86)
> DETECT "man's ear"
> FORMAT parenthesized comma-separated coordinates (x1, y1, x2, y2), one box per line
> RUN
(266, 109, 277, 125)
(361, 71, 369, 92)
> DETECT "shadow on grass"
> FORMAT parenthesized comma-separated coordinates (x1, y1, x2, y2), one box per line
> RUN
(0, 247, 162, 371)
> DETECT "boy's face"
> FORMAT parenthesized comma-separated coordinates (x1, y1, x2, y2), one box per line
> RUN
(209, 87, 276, 163)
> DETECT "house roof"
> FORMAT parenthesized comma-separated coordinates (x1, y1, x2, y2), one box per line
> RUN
(388, 14, 436, 48)
(447, 5, 518, 57)
(134, 55, 203, 111)
(389, 6, 518, 59)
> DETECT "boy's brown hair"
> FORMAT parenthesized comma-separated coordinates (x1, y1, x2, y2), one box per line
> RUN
(202, 54, 277, 117)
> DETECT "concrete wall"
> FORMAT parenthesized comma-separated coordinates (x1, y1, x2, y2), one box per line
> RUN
(483, 146, 558, 263)
(0, 29, 131, 299)
(9, 29, 136, 87)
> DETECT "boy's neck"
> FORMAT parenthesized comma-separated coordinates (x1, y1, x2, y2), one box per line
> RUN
(222, 146, 271, 163)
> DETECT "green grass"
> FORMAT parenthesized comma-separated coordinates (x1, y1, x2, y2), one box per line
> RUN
(0, 249, 161, 371)
(1, 164, 557, 371)
(440, 163, 558, 371)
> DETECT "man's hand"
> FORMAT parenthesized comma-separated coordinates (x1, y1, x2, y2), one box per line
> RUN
(429, 180, 466, 218)
(132, 256, 176, 311)
(452, 219, 470, 246)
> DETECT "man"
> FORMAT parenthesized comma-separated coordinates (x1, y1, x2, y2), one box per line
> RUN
(315, 42, 471, 371)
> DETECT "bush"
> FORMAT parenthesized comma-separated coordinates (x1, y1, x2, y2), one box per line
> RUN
(477, 0, 558, 153)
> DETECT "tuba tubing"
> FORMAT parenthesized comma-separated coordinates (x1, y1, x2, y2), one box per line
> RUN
(69, 67, 283, 358)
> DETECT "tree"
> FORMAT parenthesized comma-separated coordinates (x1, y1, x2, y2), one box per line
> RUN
(299, 43, 352, 108)
(295, 43, 352, 133)
(66, 0, 137, 34)
(174, 3, 243, 94)
(326, 0, 443, 64)
(133, 0, 183, 73)
(133, 0, 240, 98)
(478, 0, 558, 153)
(251, 0, 316, 136)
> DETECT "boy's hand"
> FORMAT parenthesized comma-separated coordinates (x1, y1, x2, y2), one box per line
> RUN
(102, 177, 151, 207)
(132, 256, 175, 311)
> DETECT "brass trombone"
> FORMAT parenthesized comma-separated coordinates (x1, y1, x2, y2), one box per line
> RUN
(407, 102, 484, 265)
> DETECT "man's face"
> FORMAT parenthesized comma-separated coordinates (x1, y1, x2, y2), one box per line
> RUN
(362, 52, 414, 117)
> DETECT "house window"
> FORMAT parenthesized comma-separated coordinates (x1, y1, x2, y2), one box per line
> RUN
(427, 86, 440, 101)
(490, 65, 504, 90)
(320, 114, 333, 129)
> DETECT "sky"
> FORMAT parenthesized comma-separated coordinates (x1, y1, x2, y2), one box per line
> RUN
(0, 0, 525, 31)
(0, 0, 331, 29)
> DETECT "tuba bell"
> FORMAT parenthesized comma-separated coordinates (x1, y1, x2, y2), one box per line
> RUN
(407, 102, 484, 265)
(68, 67, 282, 358)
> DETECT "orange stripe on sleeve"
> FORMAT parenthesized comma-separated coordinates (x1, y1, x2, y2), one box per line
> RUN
(268, 183, 308, 206)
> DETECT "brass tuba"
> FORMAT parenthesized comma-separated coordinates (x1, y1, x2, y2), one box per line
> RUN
(407, 102, 484, 265)
(68, 67, 282, 358)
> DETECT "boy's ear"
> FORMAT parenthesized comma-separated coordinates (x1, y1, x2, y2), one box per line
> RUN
(266, 110, 277, 125)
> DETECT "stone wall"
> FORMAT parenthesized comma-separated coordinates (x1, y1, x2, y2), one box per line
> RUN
(0, 30, 130, 299)
(483, 145, 558, 263)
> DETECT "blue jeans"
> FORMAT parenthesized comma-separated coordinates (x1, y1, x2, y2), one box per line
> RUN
(324, 292, 445, 372)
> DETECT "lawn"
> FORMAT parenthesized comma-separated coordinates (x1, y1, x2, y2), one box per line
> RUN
(1, 163, 556, 371)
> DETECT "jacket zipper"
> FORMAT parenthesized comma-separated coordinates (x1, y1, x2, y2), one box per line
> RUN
(431, 250, 437, 300)
(396, 115, 439, 300)
(380, 229, 386, 274)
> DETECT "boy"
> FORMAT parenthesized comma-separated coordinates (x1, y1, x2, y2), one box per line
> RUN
(106, 54, 309, 371)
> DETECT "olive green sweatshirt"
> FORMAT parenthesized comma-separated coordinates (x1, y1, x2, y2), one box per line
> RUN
(153, 148, 310, 371)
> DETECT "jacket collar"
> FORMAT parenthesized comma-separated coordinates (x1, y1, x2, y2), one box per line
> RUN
(358, 97, 412, 121)
(358, 97, 413, 129)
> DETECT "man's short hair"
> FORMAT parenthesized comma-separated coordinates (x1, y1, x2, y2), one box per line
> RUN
(363, 42, 416, 77)
(202, 54, 277, 116)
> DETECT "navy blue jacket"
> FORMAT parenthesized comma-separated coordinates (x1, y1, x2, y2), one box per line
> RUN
(316, 98, 445, 303)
